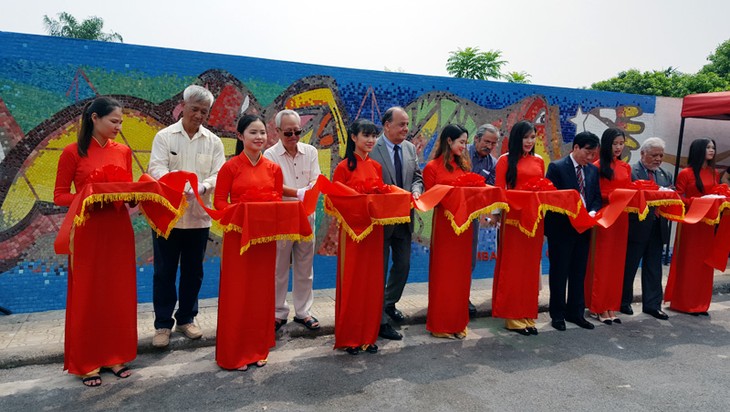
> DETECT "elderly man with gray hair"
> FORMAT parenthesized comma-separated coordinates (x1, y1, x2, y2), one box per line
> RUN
(466, 124, 500, 315)
(263, 109, 321, 332)
(621, 137, 672, 320)
(148, 85, 226, 348)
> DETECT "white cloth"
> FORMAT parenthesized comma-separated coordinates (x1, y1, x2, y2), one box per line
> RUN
(263, 140, 321, 201)
(148, 119, 225, 229)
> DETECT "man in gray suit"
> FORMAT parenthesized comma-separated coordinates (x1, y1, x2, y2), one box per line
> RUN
(621, 137, 672, 320)
(370, 107, 424, 340)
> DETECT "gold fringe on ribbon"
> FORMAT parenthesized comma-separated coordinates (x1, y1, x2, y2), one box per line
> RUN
(73, 192, 185, 232)
(238, 233, 314, 255)
(443, 202, 510, 235)
(323, 195, 410, 242)
(140, 196, 188, 239)
(505, 200, 582, 238)
(700, 200, 730, 225)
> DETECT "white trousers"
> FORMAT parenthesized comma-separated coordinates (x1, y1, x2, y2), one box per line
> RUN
(274, 216, 315, 319)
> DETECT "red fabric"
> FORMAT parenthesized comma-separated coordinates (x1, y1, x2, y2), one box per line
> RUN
(324, 158, 412, 241)
(665, 221, 715, 313)
(665, 168, 721, 313)
(676, 167, 720, 204)
(216, 238, 276, 369)
(422, 157, 475, 334)
(214, 153, 283, 210)
(330, 156, 391, 349)
(491, 153, 545, 320)
(53, 140, 136, 375)
(681, 91, 730, 119)
(585, 160, 631, 313)
(213, 155, 311, 368)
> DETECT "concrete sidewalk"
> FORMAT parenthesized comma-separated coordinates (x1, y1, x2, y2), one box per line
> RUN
(2, 268, 729, 369)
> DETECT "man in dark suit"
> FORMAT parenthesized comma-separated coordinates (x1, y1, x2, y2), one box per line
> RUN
(370, 107, 424, 340)
(621, 137, 672, 320)
(545, 131, 602, 331)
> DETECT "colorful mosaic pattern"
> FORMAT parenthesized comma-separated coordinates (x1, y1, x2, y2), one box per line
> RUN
(0, 32, 661, 313)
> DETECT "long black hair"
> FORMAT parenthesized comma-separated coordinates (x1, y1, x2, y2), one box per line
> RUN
(77, 96, 122, 157)
(505, 120, 536, 189)
(687, 137, 716, 194)
(234, 114, 266, 155)
(345, 118, 380, 171)
(430, 124, 470, 172)
(598, 128, 626, 180)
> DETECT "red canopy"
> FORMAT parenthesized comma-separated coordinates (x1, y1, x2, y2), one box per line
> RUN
(681, 91, 730, 120)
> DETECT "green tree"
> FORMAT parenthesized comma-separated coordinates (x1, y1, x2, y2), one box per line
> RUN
(591, 68, 729, 97)
(446, 47, 506, 80)
(701, 39, 730, 77)
(42, 12, 123, 42)
(503, 71, 532, 84)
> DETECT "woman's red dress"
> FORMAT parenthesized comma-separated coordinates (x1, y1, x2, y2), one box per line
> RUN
(492, 154, 545, 322)
(585, 160, 631, 314)
(666, 167, 719, 313)
(331, 155, 387, 349)
(54, 139, 137, 375)
(213, 153, 284, 369)
(422, 157, 472, 334)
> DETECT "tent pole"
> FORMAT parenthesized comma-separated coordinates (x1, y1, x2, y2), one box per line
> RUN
(665, 116, 686, 265)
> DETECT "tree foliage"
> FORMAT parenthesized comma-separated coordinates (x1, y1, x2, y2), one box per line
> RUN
(503, 71, 532, 84)
(446, 47, 506, 80)
(591, 39, 730, 97)
(701, 39, 730, 77)
(42, 12, 123, 42)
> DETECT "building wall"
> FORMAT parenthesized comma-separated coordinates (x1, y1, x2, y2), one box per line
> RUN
(0, 31, 714, 313)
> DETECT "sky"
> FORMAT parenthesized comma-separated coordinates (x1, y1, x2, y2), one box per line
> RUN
(1, 0, 729, 89)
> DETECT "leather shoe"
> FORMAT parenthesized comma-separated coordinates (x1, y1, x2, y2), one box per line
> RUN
(385, 307, 405, 323)
(551, 320, 566, 331)
(620, 306, 634, 315)
(566, 317, 595, 330)
(468, 300, 477, 317)
(643, 309, 669, 320)
(378, 323, 402, 340)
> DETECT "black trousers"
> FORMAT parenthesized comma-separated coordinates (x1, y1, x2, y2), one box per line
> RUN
(152, 228, 209, 329)
(622, 221, 664, 311)
(381, 223, 412, 324)
(547, 231, 590, 321)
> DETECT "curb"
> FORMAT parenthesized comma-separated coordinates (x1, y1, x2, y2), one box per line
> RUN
(1, 278, 729, 369)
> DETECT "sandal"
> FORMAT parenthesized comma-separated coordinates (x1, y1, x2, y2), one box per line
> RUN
(255, 358, 268, 368)
(363, 344, 378, 354)
(81, 373, 102, 387)
(293, 316, 320, 330)
(105, 365, 131, 378)
(275, 318, 287, 332)
(236, 364, 249, 372)
(345, 347, 360, 355)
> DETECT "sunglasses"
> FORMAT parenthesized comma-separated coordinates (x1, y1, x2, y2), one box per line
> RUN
(282, 130, 303, 137)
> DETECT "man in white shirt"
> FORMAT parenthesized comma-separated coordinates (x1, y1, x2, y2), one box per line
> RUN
(263, 110, 321, 331)
(147, 85, 226, 348)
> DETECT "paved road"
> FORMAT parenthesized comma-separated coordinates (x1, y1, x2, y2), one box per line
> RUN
(2, 297, 729, 411)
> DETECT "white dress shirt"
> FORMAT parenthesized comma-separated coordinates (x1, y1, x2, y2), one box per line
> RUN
(148, 119, 225, 229)
(263, 140, 321, 201)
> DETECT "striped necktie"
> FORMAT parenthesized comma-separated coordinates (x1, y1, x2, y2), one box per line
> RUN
(576, 164, 585, 197)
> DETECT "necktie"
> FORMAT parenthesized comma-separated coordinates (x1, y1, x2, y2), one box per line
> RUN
(394, 145, 404, 188)
(648, 169, 656, 182)
(576, 164, 585, 197)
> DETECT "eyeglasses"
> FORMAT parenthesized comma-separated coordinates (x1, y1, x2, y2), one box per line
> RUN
(282, 130, 303, 137)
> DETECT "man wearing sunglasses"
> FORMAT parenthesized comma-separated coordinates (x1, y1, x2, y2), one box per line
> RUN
(264, 110, 321, 332)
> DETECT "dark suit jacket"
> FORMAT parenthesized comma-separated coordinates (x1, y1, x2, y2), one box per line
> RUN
(544, 155, 602, 239)
(627, 162, 673, 244)
(370, 134, 424, 232)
